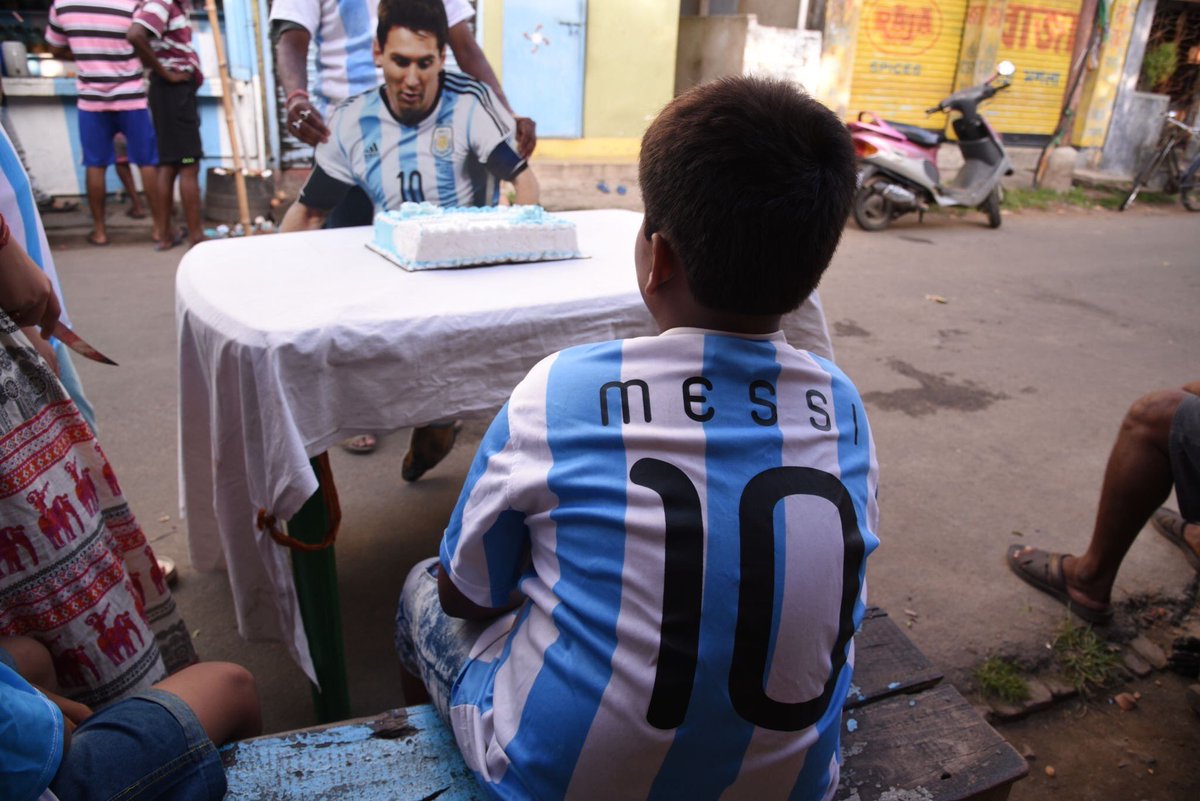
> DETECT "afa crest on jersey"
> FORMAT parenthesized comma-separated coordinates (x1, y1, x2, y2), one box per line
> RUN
(432, 126, 454, 158)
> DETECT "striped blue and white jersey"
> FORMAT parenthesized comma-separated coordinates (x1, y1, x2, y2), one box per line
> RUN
(314, 72, 522, 209)
(0, 127, 71, 327)
(269, 0, 474, 113)
(440, 328, 881, 801)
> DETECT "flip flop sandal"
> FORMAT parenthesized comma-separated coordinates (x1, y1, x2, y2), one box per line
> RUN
(157, 557, 178, 587)
(402, 422, 460, 482)
(39, 198, 79, 213)
(1151, 507, 1200, 572)
(340, 434, 378, 454)
(154, 227, 187, 252)
(1005, 544, 1112, 625)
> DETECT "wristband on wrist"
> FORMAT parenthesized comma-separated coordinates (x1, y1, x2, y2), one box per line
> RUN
(285, 89, 310, 107)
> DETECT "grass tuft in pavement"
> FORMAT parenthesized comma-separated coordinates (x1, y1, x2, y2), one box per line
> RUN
(1052, 619, 1121, 692)
(973, 657, 1031, 703)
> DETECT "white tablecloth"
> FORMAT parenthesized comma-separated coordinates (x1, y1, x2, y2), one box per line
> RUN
(176, 209, 833, 682)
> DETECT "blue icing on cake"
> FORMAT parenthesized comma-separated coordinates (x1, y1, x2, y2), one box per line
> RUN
(370, 204, 580, 270)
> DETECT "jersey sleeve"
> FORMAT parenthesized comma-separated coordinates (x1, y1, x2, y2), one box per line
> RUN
(467, 85, 526, 182)
(312, 103, 357, 186)
(268, 0, 322, 35)
(439, 402, 531, 609)
(443, 0, 476, 29)
(0, 664, 64, 801)
(131, 0, 170, 39)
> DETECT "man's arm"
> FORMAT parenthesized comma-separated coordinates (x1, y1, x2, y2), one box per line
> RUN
(274, 25, 330, 146)
(280, 200, 331, 233)
(447, 22, 536, 159)
(511, 167, 539, 206)
(126, 24, 190, 83)
(437, 564, 522, 621)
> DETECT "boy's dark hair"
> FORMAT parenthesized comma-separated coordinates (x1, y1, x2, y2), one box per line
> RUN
(639, 76, 856, 316)
(377, 0, 449, 51)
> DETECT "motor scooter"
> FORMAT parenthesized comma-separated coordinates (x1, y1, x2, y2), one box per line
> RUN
(849, 61, 1016, 231)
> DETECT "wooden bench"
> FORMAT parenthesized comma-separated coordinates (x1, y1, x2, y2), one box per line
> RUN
(221, 608, 1028, 801)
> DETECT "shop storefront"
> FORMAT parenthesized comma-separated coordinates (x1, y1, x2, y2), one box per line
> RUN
(848, 0, 1088, 137)
(0, 1, 274, 196)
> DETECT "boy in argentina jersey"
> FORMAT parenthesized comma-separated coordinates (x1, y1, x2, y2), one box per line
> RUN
(395, 76, 879, 801)
(280, 0, 538, 230)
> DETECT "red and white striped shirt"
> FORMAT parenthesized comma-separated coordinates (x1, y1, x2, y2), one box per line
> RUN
(132, 0, 202, 82)
(45, 0, 148, 112)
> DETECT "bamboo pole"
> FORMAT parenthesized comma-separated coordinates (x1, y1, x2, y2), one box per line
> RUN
(250, 0, 273, 167)
(204, 0, 250, 230)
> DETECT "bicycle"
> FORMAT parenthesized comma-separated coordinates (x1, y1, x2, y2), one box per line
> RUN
(1119, 113, 1200, 212)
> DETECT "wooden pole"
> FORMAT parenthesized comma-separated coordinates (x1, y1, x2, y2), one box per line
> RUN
(250, 0, 273, 168)
(204, 0, 250, 230)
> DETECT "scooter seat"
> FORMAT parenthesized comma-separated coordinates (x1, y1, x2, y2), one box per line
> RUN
(886, 121, 944, 148)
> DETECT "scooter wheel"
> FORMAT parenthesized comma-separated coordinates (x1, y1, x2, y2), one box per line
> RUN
(853, 178, 894, 231)
(982, 186, 1003, 229)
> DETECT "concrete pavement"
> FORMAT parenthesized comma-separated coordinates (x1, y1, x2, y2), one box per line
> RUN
(46, 198, 1198, 737)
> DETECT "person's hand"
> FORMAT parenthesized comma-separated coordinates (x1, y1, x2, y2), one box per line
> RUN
(286, 95, 330, 147)
(0, 235, 61, 340)
(42, 688, 93, 732)
(515, 117, 537, 160)
(163, 68, 194, 85)
(22, 325, 58, 375)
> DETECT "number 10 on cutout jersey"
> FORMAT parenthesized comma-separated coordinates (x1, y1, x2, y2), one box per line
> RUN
(440, 329, 881, 801)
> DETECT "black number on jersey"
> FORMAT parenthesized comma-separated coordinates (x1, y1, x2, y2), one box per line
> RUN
(633, 458, 866, 732)
(399, 169, 425, 202)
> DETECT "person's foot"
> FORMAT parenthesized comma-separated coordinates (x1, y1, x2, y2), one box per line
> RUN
(402, 424, 460, 482)
(86, 231, 109, 246)
(1006, 545, 1113, 624)
(340, 434, 378, 454)
(126, 205, 147, 219)
(38, 197, 79, 213)
(1150, 507, 1200, 572)
(154, 227, 187, 252)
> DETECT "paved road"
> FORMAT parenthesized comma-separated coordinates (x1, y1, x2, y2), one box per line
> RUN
(48, 202, 1198, 734)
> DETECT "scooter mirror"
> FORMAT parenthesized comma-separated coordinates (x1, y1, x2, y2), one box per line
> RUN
(996, 60, 1016, 77)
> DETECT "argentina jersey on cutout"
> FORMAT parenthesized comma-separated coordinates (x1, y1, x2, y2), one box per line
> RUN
(316, 71, 521, 209)
(440, 329, 880, 801)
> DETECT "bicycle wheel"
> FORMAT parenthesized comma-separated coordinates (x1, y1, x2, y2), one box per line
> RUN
(1120, 140, 1175, 211)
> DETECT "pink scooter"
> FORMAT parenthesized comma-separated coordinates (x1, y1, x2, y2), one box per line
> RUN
(849, 61, 1016, 231)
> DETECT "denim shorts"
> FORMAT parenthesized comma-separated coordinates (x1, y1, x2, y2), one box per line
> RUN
(1170, 393, 1200, 524)
(395, 558, 497, 722)
(49, 688, 226, 801)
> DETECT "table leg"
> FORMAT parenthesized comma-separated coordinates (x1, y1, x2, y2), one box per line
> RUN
(289, 456, 351, 722)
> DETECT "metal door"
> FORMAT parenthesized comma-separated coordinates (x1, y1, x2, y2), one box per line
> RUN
(502, 0, 587, 138)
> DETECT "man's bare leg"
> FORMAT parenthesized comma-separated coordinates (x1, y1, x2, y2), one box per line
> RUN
(1064, 384, 1200, 607)
(85, 166, 108, 244)
(154, 662, 262, 745)
(179, 162, 204, 245)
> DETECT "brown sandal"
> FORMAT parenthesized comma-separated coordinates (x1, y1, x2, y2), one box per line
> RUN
(1006, 544, 1112, 625)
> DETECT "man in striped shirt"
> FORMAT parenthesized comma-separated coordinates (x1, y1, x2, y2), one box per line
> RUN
(396, 76, 879, 801)
(128, 0, 204, 249)
(45, 0, 161, 247)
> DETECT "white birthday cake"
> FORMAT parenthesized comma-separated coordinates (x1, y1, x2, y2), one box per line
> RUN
(368, 202, 580, 270)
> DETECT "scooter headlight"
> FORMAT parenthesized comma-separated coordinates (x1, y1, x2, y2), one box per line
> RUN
(854, 140, 878, 158)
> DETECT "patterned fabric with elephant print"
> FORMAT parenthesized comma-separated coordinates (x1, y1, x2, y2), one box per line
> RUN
(0, 312, 196, 708)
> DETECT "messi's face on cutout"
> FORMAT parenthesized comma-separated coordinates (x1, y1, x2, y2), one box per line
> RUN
(375, 26, 444, 125)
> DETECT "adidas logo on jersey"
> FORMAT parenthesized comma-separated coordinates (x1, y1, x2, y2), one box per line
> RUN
(364, 142, 380, 158)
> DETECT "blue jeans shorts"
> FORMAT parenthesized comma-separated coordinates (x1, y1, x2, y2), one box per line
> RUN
(78, 108, 158, 167)
(1171, 393, 1200, 524)
(395, 558, 497, 721)
(49, 688, 226, 801)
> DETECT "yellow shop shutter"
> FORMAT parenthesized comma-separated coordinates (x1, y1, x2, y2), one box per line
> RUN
(988, 0, 1084, 135)
(848, 0, 971, 128)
